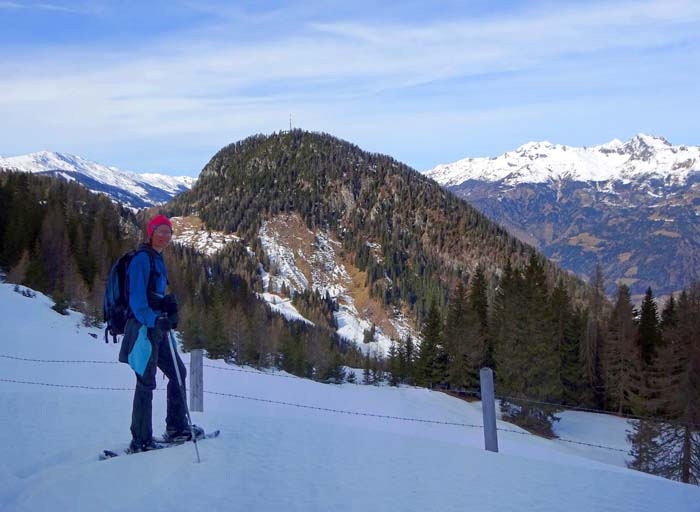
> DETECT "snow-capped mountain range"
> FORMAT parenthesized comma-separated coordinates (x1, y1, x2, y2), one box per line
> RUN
(0, 151, 195, 209)
(428, 134, 700, 187)
(426, 134, 700, 298)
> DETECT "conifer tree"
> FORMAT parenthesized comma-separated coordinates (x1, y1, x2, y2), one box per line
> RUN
(444, 281, 482, 390)
(581, 263, 606, 407)
(6, 249, 30, 285)
(206, 287, 230, 359)
(491, 260, 523, 390)
(495, 256, 560, 434)
(551, 280, 587, 406)
(387, 343, 400, 386)
(402, 335, 416, 385)
(660, 293, 678, 330)
(628, 284, 700, 484)
(603, 284, 639, 414)
(638, 287, 662, 366)
(363, 351, 372, 385)
(469, 264, 491, 368)
(415, 300, 445, 388)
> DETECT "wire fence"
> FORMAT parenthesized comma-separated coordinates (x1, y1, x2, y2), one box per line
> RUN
(0, 376, 627, 453)
(3, 351, 690, 453)
(3, 352, 694, 427)
(454, 388, 700, 430)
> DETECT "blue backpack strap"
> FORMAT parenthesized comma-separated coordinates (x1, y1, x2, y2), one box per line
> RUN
(142, 246, 158, 298)
(132, 245, 160, 314)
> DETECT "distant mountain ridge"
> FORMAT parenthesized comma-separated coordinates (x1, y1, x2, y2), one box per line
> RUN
(426, 134, 700, 297)
(0, 151, 195, 209)
(428, 134, 699, 186)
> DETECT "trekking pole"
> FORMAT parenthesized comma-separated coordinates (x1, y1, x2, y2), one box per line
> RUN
(168, 329, 201, 463)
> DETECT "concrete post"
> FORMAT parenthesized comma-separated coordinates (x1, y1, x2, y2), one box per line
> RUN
(480, 367, 499, 453)
(190, 349, 204, 412)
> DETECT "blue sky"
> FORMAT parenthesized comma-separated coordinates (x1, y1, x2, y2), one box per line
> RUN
(1, 0, 698, 176)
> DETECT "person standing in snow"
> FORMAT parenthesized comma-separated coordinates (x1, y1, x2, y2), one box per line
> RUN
(118, 214, 201, 452)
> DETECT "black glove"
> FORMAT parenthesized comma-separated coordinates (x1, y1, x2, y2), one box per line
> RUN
(162, 294, 179, 316)
(168, 311, 179, 330)
(155, 315, 174, 332)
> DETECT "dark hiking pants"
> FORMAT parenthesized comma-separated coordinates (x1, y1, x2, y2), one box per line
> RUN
(131, 329, 188, 444)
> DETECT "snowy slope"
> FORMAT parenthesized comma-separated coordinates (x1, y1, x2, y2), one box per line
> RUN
(426, 134, 700, 187)
(0, 151, 195, 209)
(258, 214, 416, 355)
(169, 216, 241, 256)
(1, 283, 698, 511)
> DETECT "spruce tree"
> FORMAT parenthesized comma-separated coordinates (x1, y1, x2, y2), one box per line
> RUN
(469, 264, 492, 368)
(660, 293, 678, 330)
(551, 280, 586, 406)
(628, 284, 700, 484)
(402, 335, 416, 385)
(581, 263, 606, 407)
(638, 287, 662, 366)
(415, 300, 444, 388)
(495, 256, 560, 434)
(444, 281, 482, 390)
(603, 284, 639, 414)
(362, 351, 372, 385)
(387, 343, 400, 386)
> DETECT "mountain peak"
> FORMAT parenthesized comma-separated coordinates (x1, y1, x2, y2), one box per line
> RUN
(427, 135, 700, 186)
(622, 134, 672, 161)
(515, 140, 557, 153)
(0, 150, 195, 209)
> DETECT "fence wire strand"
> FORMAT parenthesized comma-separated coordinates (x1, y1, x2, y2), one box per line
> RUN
(2, 352, 692, 449)
(0, 375, 629, 453)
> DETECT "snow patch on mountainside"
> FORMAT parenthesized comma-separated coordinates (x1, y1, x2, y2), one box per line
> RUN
(427, 134, 700, 187)
(170, 216, 240, 256)
(0, 151, 195, 208)
(259, 292, 314, 326)
(258, 214, 416, 355)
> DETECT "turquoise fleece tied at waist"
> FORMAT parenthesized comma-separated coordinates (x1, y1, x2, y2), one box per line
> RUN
(128, 325, 152, 377)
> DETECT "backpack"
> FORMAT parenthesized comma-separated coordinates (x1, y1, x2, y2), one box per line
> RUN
(103, 248, 156, 343)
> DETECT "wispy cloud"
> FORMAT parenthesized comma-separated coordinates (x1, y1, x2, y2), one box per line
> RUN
(0, 1, 83, 12)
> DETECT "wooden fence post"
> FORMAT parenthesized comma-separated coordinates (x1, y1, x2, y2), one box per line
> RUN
(480, 367, 499, 453)
(190, 349, 204, 412)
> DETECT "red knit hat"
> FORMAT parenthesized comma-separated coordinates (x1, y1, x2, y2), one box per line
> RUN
(147, 214, 173, 238)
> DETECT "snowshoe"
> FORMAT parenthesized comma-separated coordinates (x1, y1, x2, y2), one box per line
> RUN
(161, 424, 205, 444)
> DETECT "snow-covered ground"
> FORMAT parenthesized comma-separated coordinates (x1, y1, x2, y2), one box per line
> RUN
(0, 283, 698, 512)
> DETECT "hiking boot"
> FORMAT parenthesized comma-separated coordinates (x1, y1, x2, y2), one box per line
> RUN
(163, 424, 204, 443)
(128, 438, 163, 453)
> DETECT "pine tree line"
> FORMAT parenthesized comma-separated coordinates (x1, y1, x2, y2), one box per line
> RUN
(0, 171, 362, 383)
(0, 171, 137, 320)
(406, 256, 699, 484)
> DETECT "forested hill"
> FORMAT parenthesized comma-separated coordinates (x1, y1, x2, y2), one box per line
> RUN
(168, 130, 587, 320)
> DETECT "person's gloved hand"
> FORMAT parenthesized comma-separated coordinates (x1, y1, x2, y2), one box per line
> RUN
(155, 315, 173, 332)
(163, 294, 178, 316)
(167, 311, 179, 330)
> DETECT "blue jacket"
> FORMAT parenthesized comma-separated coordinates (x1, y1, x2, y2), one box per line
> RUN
(119, 245, 169, 376)
(127, 246, 168, 328)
